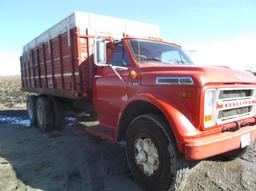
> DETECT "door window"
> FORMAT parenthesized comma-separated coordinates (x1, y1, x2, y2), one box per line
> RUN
(109, 43, 131, 66)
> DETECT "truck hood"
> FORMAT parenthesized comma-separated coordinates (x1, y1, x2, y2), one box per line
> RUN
(139, 64, 256, 87)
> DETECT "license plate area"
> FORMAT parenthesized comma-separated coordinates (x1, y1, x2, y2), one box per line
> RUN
(241, 133, 251, 148)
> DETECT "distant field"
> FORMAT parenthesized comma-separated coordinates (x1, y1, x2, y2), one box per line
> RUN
(0, 75, 28, 110)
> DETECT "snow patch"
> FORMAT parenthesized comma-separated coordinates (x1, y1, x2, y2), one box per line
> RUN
(0, 116, 30, 127)
(65, 116, 77, 122)
(65, 116, 77, 128)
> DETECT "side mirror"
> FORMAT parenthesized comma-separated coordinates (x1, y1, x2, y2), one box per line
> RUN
(94, 39, 108, 66)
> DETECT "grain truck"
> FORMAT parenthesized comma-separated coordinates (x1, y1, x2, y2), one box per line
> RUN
(20, 11, 256, 191)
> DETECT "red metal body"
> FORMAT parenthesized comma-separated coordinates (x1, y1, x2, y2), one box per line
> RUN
(21, 23, 256, 160)
(21, 27, 90, 98)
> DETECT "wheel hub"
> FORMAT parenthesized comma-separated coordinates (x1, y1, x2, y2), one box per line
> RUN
(134, 138, 160, 176)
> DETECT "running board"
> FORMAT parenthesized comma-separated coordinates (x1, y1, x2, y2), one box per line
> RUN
(85, 125, 115, 141)
(77, 119, 115, 141)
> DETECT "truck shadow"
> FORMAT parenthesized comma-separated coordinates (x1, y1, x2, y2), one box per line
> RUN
(0, 109, 28, 119)
(0, 109, 143, 191)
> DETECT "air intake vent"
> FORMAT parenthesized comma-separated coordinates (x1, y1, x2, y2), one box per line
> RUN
(156, 77, 194, 85)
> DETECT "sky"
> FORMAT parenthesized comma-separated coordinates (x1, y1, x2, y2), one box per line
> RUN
(0, 0, 256, 75)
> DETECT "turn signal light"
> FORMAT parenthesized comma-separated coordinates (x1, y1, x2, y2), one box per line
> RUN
(130, 70, 138, 79)
(205, 115, 212, 122)
(178, 91, 191, 98)
(82, 91, 88, 97)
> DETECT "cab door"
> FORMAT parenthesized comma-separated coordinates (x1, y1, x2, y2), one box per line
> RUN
(92, 42, 131, 128)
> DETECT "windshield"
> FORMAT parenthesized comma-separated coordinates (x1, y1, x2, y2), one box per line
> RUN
(128, 39, 193, 65)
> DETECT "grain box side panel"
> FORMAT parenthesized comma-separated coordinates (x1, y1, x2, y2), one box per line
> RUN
(20, 55, 25, 88)
(29, 50, 35, 88)
(77, 33, 91, 92)
(51, 37, 61, 90)
(60, 32, 73, 91)
(70, 28, 78, 91)
(36, 47, 41, 88)
(44, 42, 54, 89)
(73, 28, 83, 92)
(42, 43, 48, 88)
(34, 49, 40, 88)
(24, 52, 29, 87)
(21, 27, 89, 99)
(58, 35, 64, 90)
(71, 27, 91, 93)
(20, 56, 25, 87)
(38, 45, 46, 88)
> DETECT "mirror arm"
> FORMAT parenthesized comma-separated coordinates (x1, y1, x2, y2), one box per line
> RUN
(110, 64, 125, 83)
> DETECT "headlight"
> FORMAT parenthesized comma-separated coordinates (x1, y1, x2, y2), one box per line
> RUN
(204, 89, 217, 127)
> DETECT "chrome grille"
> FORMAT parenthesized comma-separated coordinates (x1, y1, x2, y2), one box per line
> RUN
(219, 89, 253, 100)
(218, 106, 252, 119)
(217, 88, 255, 124)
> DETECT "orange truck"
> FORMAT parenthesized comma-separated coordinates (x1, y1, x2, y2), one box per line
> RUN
(20, 11, 256, 191)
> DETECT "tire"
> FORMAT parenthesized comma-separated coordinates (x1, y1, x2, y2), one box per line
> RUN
(49, 97, 64, 130)
(126, 114, 189, 191)
(27, 95, 37, 125)
(35, 96, 54, 132)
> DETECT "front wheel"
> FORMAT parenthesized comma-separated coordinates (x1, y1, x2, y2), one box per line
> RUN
(126, 114, 189, 191)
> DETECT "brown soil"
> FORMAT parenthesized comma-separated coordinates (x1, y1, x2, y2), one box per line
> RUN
(0, 76, 29, 110)
(0, 76, 256, 191)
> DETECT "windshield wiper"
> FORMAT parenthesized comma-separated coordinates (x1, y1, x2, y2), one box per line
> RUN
(141, 57, 162, 62)
(167, 59, 187, 65)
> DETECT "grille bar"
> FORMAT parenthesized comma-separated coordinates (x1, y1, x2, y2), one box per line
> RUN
(219, 89, 253, 101)
(218, 106, 252, 119)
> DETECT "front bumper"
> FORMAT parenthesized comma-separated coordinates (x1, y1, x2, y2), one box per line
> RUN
(184, 124, 256, 160)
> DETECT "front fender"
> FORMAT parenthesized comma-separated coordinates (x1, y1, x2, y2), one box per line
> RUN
(118, 93, 201, 151)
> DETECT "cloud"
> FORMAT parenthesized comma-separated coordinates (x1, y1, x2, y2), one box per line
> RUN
(0, 51, 21, 76)
(183, 33, 256, 72)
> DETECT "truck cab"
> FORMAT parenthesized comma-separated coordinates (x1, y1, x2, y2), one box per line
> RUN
(91, 37, 256, 190)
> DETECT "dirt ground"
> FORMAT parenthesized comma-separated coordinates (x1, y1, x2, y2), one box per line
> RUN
(0, 76, 29, 110)
(0, 76, 256, 191)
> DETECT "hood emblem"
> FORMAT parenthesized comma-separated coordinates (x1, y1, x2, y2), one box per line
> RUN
(234, 74, 242, 81)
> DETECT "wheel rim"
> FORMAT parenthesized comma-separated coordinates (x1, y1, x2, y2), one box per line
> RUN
(37, 104, 43, 126)
(134, 138, 160, 176)
(27, 101, 33, 119)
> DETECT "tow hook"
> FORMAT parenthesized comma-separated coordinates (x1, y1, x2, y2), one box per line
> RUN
(234, 121, 241, 129)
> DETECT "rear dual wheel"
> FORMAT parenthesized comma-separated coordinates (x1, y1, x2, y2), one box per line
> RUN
(36, 96, 54, 132)
(49, 96, 64, 131)
(27, 95, 37, 125)
(26, 95, 64, 132)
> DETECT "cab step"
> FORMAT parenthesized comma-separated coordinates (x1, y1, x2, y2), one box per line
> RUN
(85, 125, 115, 141)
